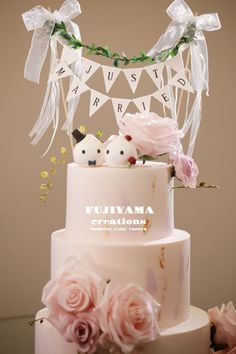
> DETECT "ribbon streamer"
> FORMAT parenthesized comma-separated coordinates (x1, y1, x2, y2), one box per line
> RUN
(22, 0, 82, 155)
(148, 0, 221, 156)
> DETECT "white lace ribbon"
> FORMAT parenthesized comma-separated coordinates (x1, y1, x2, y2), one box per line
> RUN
(22, 0, 81, 84)
(148, 0, 221, 156)
(22, 0, 82, 155)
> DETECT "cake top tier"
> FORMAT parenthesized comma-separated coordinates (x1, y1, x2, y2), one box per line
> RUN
(66, 161, 174, 242)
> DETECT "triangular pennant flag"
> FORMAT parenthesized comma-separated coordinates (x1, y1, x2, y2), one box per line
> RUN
(102, 66, 121, 93)
(123, 68, 142, 93)
(111, 98, 130, 122)
(61, 45, 81, 65)
(144, 63, 164, 89)
(66, 77, 89, 101)
(89, 90, 109, 117)
(152, 85, 172, 109)
(133, 95, 151, 113)
(82, 58, 101, 83)
(171, 71, 194, 93)
(49, 62, 74, 81)
(166, 53, 184, 72)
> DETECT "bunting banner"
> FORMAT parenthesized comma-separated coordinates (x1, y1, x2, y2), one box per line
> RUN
(53, 49, 190, 95)
(47, 50, 195, 120)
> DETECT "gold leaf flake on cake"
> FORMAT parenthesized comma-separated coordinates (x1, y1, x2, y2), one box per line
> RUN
(151, 178, 156, 196)
(142, 219, 152, 234)
(159, 246, 166, 269)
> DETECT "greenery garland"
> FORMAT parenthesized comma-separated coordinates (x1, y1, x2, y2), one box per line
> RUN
(52, 22, 196, 67)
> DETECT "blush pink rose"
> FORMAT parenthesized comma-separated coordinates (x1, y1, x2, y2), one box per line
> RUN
(64, 313, 100, 354)
(42, 257, 106, 334)
(172, 153, 199, 188)
(118, 112, 181, 157)
(208, 302, 236, 351)
(97, 283, 161, 354)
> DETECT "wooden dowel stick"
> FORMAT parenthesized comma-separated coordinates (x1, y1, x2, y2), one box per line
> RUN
(59, 79, 74, 152)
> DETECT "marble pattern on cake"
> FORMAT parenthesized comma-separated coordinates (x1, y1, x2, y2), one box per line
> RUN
(159, 246, 166, 269)
(178, 250, 190, 283)
(158, 247, 168, 322)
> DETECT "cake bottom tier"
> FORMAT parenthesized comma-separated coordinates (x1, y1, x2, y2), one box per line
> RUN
(35, 306, 210, 354)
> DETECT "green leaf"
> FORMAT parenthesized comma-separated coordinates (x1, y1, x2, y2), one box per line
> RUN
(60, 22, 67, 31)
(111, 52, 120, 59)
(113, 59, 119, 67)
(91, 43, 97, 50)
(102, 47, 110, 58)
(171, 47, 179, 57)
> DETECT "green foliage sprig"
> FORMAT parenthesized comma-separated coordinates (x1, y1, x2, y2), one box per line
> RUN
(52, 21, 196, 67)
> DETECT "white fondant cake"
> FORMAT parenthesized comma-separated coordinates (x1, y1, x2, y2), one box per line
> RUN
(35, 162, 210, 354)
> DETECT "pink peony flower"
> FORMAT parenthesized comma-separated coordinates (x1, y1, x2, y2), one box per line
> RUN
(118, 112, 181, 158)
(172, 153, 199, 188)
(97, 283, 161, 354)
(208, 302, 236, 351)
(64, 313, 100, 354)
(42, 257, 106, 334)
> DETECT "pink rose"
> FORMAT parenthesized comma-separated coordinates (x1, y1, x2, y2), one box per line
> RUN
(97, 283, 161, 354)
(208, 302, 236, 351)
(64, 313, 100, 354)
(172, 153, 199, 188)
(42, 257, 106, 334)
(118, 112, 181, 157)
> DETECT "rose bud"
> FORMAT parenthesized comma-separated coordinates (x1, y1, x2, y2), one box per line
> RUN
(128, 156, 136, 165)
